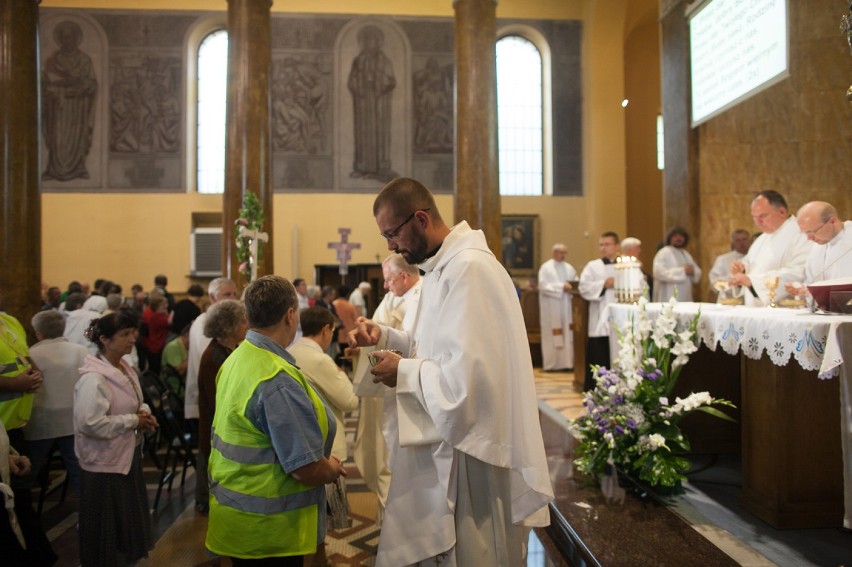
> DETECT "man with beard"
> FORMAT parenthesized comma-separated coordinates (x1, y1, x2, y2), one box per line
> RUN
(652, 226, 702, 302)
(347, 178, 552, 566)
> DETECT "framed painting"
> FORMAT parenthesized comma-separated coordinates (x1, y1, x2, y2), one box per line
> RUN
(501, 214, 540, 276)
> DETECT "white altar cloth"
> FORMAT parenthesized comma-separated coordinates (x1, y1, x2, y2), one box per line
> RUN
(605, 302, 852, 528)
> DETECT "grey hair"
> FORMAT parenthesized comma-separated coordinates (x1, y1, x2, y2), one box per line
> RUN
(382, 253, 418, 276)
(203, 299, 246, 340)
(32, 310, 65, 339)
(208, 277, 236, 300)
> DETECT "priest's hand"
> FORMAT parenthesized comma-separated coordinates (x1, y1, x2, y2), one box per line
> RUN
(730, 260, 745, 275)
(370, 350, 401, 388)
(729, 273, 751, 288)
(9, 454, 31, 477)
(348, 317, 381, 347)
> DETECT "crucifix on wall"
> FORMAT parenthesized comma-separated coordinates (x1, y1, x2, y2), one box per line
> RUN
(328, 228, 361, 276)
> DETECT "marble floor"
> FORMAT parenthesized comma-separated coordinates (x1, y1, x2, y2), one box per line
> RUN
(36, 367, 851, 566)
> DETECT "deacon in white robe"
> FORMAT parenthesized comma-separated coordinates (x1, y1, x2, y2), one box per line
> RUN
(352, 179, 552, 567)
(708, 230, 750, 292)
(352, 254, 421, 525)
(578, 232, 619, 390)
(652, 228, 701, 302)
(730, 191, 812, 306)
(537, 244, 578, 371)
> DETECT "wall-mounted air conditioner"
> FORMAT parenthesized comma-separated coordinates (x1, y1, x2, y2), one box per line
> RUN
(191, 227, 222, 277)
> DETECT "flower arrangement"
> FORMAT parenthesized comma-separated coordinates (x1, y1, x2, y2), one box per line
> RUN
(235, 192, 265, 281)
(570, 297, 736, 489)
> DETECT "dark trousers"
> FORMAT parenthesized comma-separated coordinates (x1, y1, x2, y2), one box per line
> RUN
(230, 555, 304, 566)
(584, 336, 611, 391)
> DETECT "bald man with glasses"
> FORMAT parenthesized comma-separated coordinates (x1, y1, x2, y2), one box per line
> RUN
(784, 201, 852, 296)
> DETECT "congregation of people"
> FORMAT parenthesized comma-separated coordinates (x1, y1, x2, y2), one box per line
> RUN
(2, 184, 849, 565)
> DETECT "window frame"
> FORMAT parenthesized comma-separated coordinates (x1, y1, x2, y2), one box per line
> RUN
(495, 25, 553, 197)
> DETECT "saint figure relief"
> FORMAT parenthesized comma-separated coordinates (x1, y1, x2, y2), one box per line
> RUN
(42, 20, 98, 181)
(347, 25, 398, 182)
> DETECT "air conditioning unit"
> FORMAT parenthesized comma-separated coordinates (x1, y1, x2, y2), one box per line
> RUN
(191, 227, 223, 277)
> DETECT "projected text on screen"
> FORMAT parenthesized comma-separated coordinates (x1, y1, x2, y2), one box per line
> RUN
(690, 0, 788, 126)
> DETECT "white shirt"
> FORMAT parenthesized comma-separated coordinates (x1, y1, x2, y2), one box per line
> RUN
(349, 288, 368, 317)
(741, 216, 812, 306)
(708, 250, 745, 288)
(804, 220, 852, 284)
(579, 258, 617, 338)
(25, 337, 89, 440)
(652, 245, 702, 302)
(184, 312, 210, 419)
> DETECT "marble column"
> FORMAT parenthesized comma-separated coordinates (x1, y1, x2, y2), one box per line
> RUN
(453, 0, 501, 259)
(0, 0, 41, 332)
(224, 0, 273, 285)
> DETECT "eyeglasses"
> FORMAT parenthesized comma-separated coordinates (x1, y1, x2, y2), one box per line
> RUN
(804, 220, 829, 237)
(379, 208, 430, 241)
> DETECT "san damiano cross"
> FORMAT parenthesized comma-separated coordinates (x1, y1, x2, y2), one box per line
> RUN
(328, 228, 361, 276)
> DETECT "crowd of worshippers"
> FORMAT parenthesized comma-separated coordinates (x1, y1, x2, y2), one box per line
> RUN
(0, 261, 416, 565)
(534, 191, 851, 391)
(1, 187, 848, 565)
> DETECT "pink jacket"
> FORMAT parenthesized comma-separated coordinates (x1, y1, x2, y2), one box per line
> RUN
(73, 355, 147, 475)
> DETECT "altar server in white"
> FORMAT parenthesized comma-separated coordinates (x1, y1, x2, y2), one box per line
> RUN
(537, 243, 578, 371)
(730, 190, 812, 306)
(579, 231, 619, 390)
(708, 229, 750, 298)
(352, 253, 421, 526)
(653, 226, 702, 302)
(349, 178, 552, 567)
(784, 201, 852, 293)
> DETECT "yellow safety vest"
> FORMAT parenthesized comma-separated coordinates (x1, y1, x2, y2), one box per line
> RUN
(205, 340, 330, 559)
(0, 313, 34, 430)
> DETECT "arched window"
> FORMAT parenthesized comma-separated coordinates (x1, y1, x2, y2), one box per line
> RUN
(496, 34, 545, 196)
(196, 29, 228, 194)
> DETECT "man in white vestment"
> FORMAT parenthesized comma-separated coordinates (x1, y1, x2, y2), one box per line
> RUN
(621, 236, 651, 299)
(348, 178, 553, 567)
(730, 190, 812, 306)
(579, 231, 619, 391)
(708, 229, 750, 300)
(783, 201, 852, 294)
(537, 243, 578, 371)
(293, 278, 310, 310)
(183, 276, 237, 513)
(653, 226, 702, 302)
(352, 253, 421, 526)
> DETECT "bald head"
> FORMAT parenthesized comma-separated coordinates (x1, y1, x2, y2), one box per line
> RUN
(796, 201, 842, 245)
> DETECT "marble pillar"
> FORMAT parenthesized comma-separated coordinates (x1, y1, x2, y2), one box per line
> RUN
(224, 0, 273, 285)
(453, 0, 501, 259)
(0, 0, 41, 332)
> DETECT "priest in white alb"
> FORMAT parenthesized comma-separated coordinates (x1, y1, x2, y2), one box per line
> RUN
(784, 201, 852, 291)
(652, 226, 702, 302)
(537, 243, 577, 371)
(730, 190, 812, 306)
(352, 253, 421, 526)
(349, 178, 553, 567)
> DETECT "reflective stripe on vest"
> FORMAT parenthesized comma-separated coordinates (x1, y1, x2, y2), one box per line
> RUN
(209, 478, 319, 515)
(211, 429, 279, 465)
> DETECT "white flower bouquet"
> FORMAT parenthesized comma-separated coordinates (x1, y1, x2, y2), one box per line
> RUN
(570, 297, 736, 488)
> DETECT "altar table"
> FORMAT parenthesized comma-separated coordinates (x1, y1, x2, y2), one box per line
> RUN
(605, 302, 852, 529)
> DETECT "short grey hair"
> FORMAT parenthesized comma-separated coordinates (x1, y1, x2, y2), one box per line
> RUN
(32, 310, 65, 339)
(621, 237, 642, 249)
(208, 277, 236, 300)
(382, 253, 418, 276)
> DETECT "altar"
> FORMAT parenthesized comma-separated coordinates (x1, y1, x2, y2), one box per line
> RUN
(604, 302, 852, 529)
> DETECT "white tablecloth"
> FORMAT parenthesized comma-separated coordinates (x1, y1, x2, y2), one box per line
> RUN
(605, 302, 852, 379)
(605, 301, 852, 528)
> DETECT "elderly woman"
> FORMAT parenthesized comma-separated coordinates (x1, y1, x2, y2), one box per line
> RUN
(74, 310, 159, 566)
(196, 299, 248, 515)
